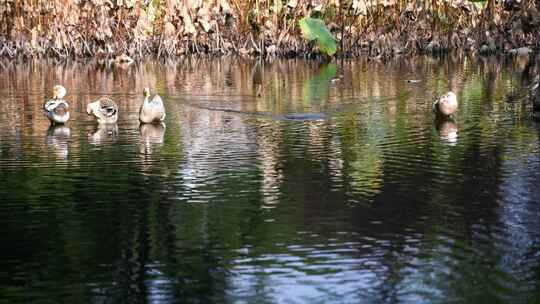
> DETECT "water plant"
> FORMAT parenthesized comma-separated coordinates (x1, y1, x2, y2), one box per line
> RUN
(299, 17, 337, 58)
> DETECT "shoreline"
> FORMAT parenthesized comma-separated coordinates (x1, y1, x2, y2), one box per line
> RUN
(0, 49, 537, 69)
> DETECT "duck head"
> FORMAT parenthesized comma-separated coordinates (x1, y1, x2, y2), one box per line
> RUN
(86, 100, 99, 116)
(52, 85, 67, 99)
(86, 100, 109, 123)
(143, 87, 150, 98)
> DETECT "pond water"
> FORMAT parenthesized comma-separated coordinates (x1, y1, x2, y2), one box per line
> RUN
(1, 56, 539, 303)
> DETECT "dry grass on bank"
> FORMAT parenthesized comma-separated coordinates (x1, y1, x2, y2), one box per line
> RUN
(0, 0, 539, 59)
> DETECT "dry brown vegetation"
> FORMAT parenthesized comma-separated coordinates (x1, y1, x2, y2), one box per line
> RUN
(0, 0, 539, 59)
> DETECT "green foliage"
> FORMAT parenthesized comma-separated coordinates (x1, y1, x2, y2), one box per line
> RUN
(298, 17, 337, 57)
(471, 1, 487, 9)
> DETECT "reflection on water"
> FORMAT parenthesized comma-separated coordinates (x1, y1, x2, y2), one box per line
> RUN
(140, 123, 165, 149)
(88, 124, 118, 145)
(435, 118, 458, 145)
(139, 123, 166, 175)
(0, 57, 539, 303)
(46, 125, 70, 159)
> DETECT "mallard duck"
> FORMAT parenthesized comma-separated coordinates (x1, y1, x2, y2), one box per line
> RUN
(86, 97, 118, 124)
(139, 87, 166, 124)
(433, 91, 458, 117)
(44, 85, 70, 124)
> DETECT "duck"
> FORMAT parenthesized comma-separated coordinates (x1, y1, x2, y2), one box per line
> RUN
(433, 91, 458, 117)
(44, 85, 70, 124)
(139, 87, 166, 124)
(86, 97, 119, 124)
(115, 53, 134, 64)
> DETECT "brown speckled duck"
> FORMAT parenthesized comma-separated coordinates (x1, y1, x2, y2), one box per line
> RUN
(86, 97, 119, 124)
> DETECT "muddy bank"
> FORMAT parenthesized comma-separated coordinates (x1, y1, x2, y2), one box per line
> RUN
(0, 0, 539, 60)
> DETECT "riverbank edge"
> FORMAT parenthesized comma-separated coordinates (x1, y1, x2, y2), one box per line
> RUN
(0, 38, 536, 62)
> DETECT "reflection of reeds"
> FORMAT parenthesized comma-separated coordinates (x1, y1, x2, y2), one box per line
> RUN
(46, 125, 71, 160)
(0, 56, 536, 213)
(0, 1, 537, 58)
(0, 56, 534, 164)
(0, 55, 533, 121)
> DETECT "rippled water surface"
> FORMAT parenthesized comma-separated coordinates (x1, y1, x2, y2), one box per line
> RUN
(1, 56, 540, 303)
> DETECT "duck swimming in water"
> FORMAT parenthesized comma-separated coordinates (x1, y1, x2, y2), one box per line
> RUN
(139, 87, 166, 124)
(86, 97, 119, 124)
(44, 85, 70, 124)
(433, 91, 458, 117)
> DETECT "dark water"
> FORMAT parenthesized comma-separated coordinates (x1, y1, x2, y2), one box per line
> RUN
(1, 56, 540, 303)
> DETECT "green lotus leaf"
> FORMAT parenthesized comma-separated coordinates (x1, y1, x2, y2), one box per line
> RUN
(299, 17, 337, 57)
